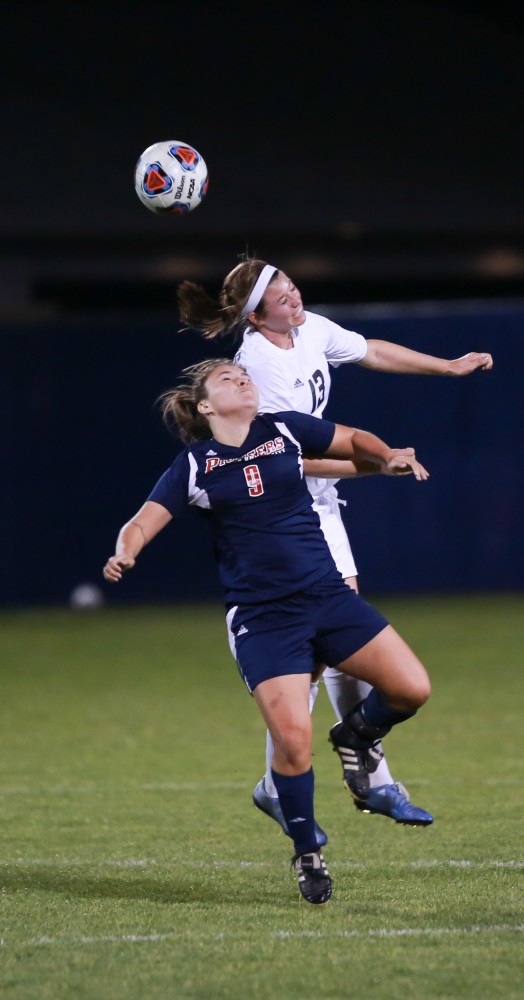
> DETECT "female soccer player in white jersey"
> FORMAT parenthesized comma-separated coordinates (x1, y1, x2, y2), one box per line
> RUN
(176, 258, 493, 834)
(103, 358, 431, 903)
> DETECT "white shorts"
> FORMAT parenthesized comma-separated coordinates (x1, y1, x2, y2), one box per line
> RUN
(315, 499, 360, 682)
(315, 499, 358, 580)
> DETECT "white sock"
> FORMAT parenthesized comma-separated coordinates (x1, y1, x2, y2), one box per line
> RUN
(263, 682, 319, 797)
(323, 669, 395, 788)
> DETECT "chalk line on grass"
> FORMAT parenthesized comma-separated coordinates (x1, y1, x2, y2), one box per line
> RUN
(1, 924, 523, 950)
(3, 857, 523, 870)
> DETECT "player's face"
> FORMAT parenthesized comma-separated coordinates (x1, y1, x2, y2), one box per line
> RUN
(257, 273, 306, 333)
(201, 365, 259, 419)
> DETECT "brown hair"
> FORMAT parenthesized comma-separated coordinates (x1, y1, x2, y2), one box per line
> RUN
(177, 256, 280, 340)
(157, 358, 247, 443)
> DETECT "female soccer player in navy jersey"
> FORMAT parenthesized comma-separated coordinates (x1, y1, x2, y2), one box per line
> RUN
(103, 358, 431, 904)
(176, 259, 493, 833)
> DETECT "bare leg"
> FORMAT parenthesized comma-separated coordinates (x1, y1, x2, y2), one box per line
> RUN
(253, 674, 312, 775)
(262, 682, 319, 795)
(253, 673, 332, 903)
(253, 674, 322, 857)
(335, 625, 431, 711)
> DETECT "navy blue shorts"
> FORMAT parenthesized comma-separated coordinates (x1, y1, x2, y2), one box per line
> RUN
(226, 576, 389, 692)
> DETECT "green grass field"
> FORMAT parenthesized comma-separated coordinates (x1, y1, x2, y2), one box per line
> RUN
(1, 595, 523, 999)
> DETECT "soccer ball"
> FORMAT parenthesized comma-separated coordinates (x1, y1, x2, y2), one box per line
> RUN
(69, 583, 105, 610)
(134, 140, 209, 215)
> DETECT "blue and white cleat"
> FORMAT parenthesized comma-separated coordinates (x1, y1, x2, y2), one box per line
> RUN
(252, 778, 328, 847)
(353, 782, 434, 826)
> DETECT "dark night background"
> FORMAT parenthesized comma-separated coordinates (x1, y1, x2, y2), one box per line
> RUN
(2, 1, 523, 605)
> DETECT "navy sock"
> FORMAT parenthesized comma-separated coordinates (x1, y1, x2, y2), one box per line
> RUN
(271, 767, 317, 856)
(360, 688, 417, 730)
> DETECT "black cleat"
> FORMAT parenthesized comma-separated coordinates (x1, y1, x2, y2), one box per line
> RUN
(329, 719, 384, 800)
(292, 850, 332, 905)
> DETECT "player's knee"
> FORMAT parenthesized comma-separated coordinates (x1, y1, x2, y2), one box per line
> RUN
(275, 720, 311, 771)
(405, 670, 431, 709)
(388, 661, 431, 713)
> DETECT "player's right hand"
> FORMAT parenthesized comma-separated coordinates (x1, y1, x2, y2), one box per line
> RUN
(386, 448, 430, 481)
(103, 554, 136, 582)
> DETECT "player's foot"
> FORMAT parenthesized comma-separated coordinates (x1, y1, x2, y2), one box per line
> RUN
(329, 719, 384, 800)
(292, 850, 332, 905)
(353, 782, 434, 826)
(252, 778, 328, 847)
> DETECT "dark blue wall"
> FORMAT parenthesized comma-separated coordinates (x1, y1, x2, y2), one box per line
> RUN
(2, 300, 522, 606)
(321, 302, 523, 594)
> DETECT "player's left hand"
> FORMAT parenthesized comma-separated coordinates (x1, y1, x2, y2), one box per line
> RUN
(448, 352, 493, 374)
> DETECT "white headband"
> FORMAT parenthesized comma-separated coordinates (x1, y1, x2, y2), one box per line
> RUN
(241, 264, 278, 317)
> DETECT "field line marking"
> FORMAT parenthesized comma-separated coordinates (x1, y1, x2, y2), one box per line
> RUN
(2, 858, 523, 870)
(1, 924, 523, 949)
(272, 924, 524, 940)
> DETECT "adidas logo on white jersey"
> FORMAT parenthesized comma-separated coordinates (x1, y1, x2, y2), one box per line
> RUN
(293, 378, 304, 388)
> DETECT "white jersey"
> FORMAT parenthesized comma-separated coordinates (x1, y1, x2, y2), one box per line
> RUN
(235, 310, 367, 506)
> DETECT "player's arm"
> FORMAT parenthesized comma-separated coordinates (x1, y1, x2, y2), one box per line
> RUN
(324, 425, 429, 481)
(303, 449, 419, 479)
(103, 501, 172, 582)
(359, 339, 493, 375)
(304, 457, 362, 478)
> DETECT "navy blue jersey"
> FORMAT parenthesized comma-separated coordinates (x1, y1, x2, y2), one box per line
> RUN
(148, 411, 339, 604)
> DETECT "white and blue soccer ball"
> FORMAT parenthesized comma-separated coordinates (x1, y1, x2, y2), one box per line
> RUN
(134, 139, 209, 215)
(69, 583, 105, 610)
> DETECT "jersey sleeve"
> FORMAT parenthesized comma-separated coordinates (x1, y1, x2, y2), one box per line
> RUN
(273, 411, 336, 454)
(314, 313, 368, 368)
(147, 450, 191, 516)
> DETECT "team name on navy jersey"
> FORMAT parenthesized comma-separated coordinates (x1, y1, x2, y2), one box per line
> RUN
(204, 435, 285, 473)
